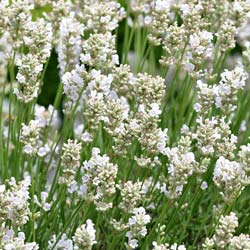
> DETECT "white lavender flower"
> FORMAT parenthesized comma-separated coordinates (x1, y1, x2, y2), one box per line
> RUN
(73, 219, 97, 250)
(203, 212, 238, 249)
(80, 147, 118, 211)
(213, 156, 249, 202)
(59, 139, 82, 187)
(14, 54, 43, 103)
(34, 104, 60, 129)
(0, 229, 39, 250)
(0, 176, 31, 226)
(34, 191, 51, 212)
(126, 207, 151, 249)
(48, 234, 73, 250)
(214, 66, 248, 113)
(80, 32, 119, 69)
(21, 120, 43, 156)
(118, 180, 144, 213)
(162, 134, 197, 199)
(78, 1, 125, 32)
(57, 12, 84, 76)
(23, 18, 53, 64)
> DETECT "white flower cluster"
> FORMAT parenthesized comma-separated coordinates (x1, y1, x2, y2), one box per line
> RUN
(59, 139, 82, 187)
(103, 97, 130, 135)
(133, 73, 165, 106)
(0, 176, 31, 226)
(80, 148, 118, 211)
(194, 66, 248, 115)
(34, 104, 60, 129)
(111, 64, 135, 98)
(62, 64, 85, 112)
(21, 120, 49, 157)
(1, 0, 33, 48)
(217, 1, 250, 52)
(185, 30, 213, 70)
(73, 219, 96, 250)
(14, 55, 44, 103)
(239, 143, 250, 174)
(23, 18, 53, 64)
(194, 116, 237, 159)
(128, 0, 175, 33)
(57, 12, 84, 76)
(129, 0, 152, 15)
(81, 32, 119, 69)
(82, 70, 116, 131)
(118, 73, 168, 165)
(0, 175, 37, 249)
(203, 212, 250, 249)
(48, 234, 73, 250)
(160, 23, 186, 67)
(216, 20, 237, 53)
(213, 156, 249, 202)
(13, 17, 53, 103)
(0, 32, 12, 84)
(0, 1, 8, 34)
(134, 103, 169, 166)
(157, 0, 250, 77)
(214, 67, 248, 113)
(229, 234, 250, 250)
(1, 0, 250, 249)
(193, 80, 214, 114)
(78, 1, 125, 32)
(44, 0, 71, 44)
(19, 104, 59, 160)
(162, 134, 196, 199)
(0, 229, 39, 250)
(147, 0, 172, 45)
(118, 180, 144, 213)
(128, 0, 152, 28)
(126, 207, 151, 249)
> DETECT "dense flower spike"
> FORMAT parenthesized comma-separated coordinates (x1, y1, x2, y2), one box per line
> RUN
(78, 1, 125, 32)
(0, 229, 39, 250)
(162, 133, 197, 199)
(0, 176, 31, 226)
(14, 54, 44, 103)
(0, 32, 12, 84)
(126, 207, 151, 249)
(203, 212, 250, 249)
(13, 16, 53, 103)
(23, 18, 53, 64)
(59, 139, 82, 187)
(73, 219, 97, 250)
(21, 120, 43, 156)
(147, 0, 171, 46)
(81, 32, 119, 69)
(57, 12, 84, 76)
(80, 147, 118, 211)
(213, 156, 249, 202)
(214, 66, 248, 113)
(62, 64, 86, 112)
(118, 180, 144, 213)
(133, 73, 165, 106)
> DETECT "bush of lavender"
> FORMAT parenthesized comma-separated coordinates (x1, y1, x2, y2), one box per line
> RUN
(1, 0, 250, 249)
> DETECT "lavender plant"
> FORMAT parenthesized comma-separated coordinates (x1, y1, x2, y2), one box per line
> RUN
(1, 0, 250, 249)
